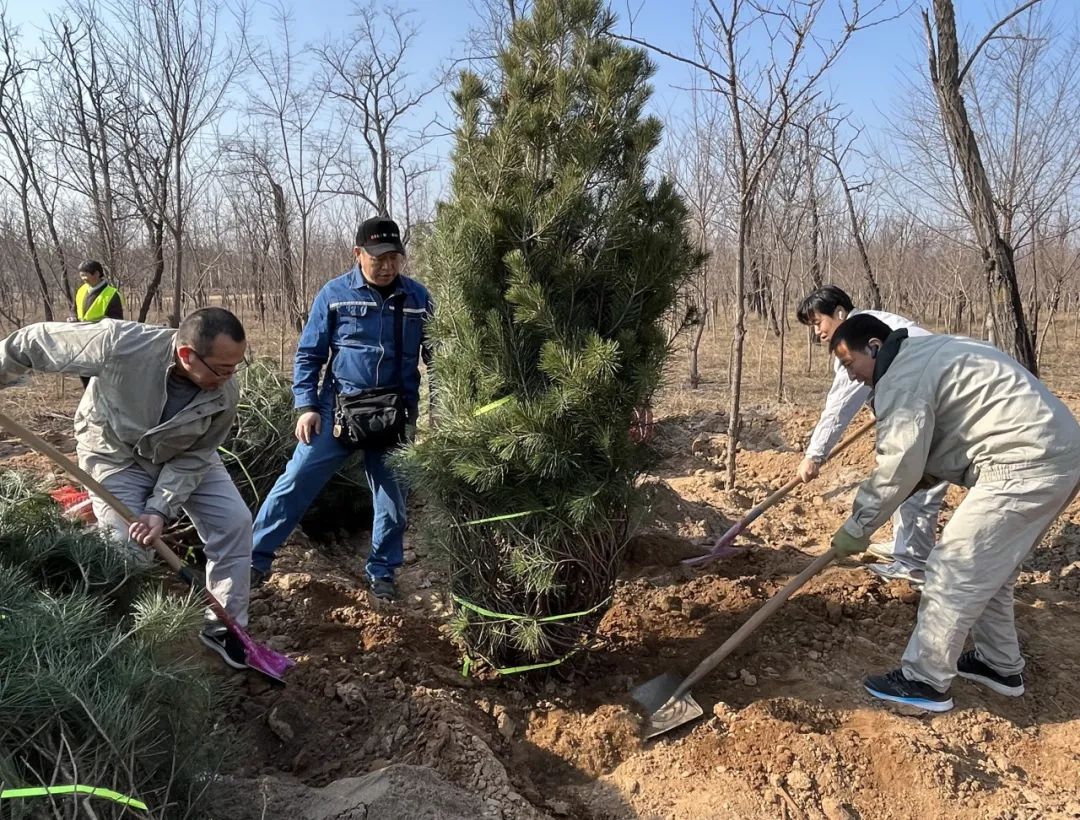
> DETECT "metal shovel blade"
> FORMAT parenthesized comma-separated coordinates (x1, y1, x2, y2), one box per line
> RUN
(630, 672, 705, 739)
(683, 544, 746, 566)
(647, 692, 704, 739)
(236, 628, 295, 684)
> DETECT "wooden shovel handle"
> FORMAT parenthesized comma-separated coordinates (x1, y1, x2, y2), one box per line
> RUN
(675, 547, 837, 699)
(0, 410, 184, 574)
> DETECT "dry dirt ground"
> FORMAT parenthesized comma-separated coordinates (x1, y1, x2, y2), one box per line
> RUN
(2, 330, 1079, 819)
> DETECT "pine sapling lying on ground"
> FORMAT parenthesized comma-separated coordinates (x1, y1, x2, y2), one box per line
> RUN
(0, 469, 224, 819)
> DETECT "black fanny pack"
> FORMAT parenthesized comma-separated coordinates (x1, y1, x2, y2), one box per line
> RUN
(331, 292, 409, 450)
(333, 387, 408, 449)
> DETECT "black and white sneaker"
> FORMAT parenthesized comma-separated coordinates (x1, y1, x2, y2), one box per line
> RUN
(367, 575, 397, 600)
(957, 650, 1025, 697)
(199, 625, 248, 670)
(864, 669, 954, 712)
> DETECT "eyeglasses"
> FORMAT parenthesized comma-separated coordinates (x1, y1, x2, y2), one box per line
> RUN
(192, 350, 250, 379)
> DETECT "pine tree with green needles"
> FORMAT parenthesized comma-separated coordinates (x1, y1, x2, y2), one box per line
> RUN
(400, 0, 702, 671)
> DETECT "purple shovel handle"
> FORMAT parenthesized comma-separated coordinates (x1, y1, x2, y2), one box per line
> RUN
(684, 419, 876, 570)
(684, 476, 802, 567)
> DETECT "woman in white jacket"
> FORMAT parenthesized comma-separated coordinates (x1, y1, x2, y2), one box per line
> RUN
(829, 314, 1080, 712)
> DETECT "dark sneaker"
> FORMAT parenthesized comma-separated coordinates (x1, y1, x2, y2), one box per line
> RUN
(957, 650, 1025, 697)
(367, 576, 397, 600)
(864, 669, 953, 712)
(250, 566, 269, 589)
(199, 625, 248, 670)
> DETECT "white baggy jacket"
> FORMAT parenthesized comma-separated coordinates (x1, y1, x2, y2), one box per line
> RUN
(805, 309, 929, 462)
(841, 333, 1080, 540)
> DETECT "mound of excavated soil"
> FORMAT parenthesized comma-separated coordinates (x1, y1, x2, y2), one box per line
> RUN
(208, 765, 490, 819)
(525, 705, 643, 779)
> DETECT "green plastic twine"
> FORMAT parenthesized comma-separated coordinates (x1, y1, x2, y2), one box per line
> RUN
(0, 785, 148, 811)
(452, 594, 610, 624)
(473, 396, 512, 415)
(453, 596, 610, 676)
(460, 648, 584, 677)
(453, 507, 551, 527)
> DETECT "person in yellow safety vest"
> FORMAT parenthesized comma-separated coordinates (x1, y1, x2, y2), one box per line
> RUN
(69, 259, 124, 388)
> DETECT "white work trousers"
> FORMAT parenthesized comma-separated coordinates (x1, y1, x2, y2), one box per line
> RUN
(902, 469, 1080, 691)
(88, 459, 253, 627)
(891, 482, 947, 570)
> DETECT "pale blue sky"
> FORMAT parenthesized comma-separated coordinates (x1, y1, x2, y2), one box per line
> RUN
(3, 0, 1076, 188)
(7, 0, 1066, 124)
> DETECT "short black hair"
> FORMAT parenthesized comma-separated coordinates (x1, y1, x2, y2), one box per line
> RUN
(796, 285, 855, 325)
(829, 314, 892, 353)
(177, 307, 246, 356)
(78, 259, 104, 276)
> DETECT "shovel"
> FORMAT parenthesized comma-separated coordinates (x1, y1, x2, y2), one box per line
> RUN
(632, 547, 836, 738)
(685, 419, 875, 568)
(0, 410, 295, 685)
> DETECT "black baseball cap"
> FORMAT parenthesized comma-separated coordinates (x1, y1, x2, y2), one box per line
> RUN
(356, 217, 405, 256)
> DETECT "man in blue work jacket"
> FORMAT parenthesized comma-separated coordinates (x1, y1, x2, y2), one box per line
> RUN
(250, 216, 433, 599)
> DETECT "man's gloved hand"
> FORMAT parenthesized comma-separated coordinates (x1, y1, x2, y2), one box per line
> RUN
(831, 526, 870, 558)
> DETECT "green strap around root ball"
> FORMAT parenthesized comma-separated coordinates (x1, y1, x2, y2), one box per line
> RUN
(453, 595, 609, 676)
(452, 594, 609, 624)
(473, 396, 513, 415)
(0, 785, 147, 811)
(462, 649, 583, 677)
(453, 507, 551, 527)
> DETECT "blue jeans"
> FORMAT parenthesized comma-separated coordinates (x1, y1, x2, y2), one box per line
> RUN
(251, 403, 407, 580)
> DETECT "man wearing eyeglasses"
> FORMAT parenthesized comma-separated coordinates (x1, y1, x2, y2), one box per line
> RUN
(0, 307, 255, 670)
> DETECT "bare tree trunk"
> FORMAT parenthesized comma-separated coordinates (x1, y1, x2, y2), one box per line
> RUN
(270, 179, 303, 330)
(17, 185, 54, 320)
(924, 1, 1038, 373)
(809, 195, 823, 289)
(138, 220, 166, 322)
(726, 209, 747, 488)
(805, 324, 813, 374)
(828, 155, 882, 309)
(804, 125, 824, 290)
(777, 279, 788, 402)
(688, 305, 707, 388)
(31, 180, 72, 308)
(1035, 273, 1065, 366)
(170, 148, 183, 327)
